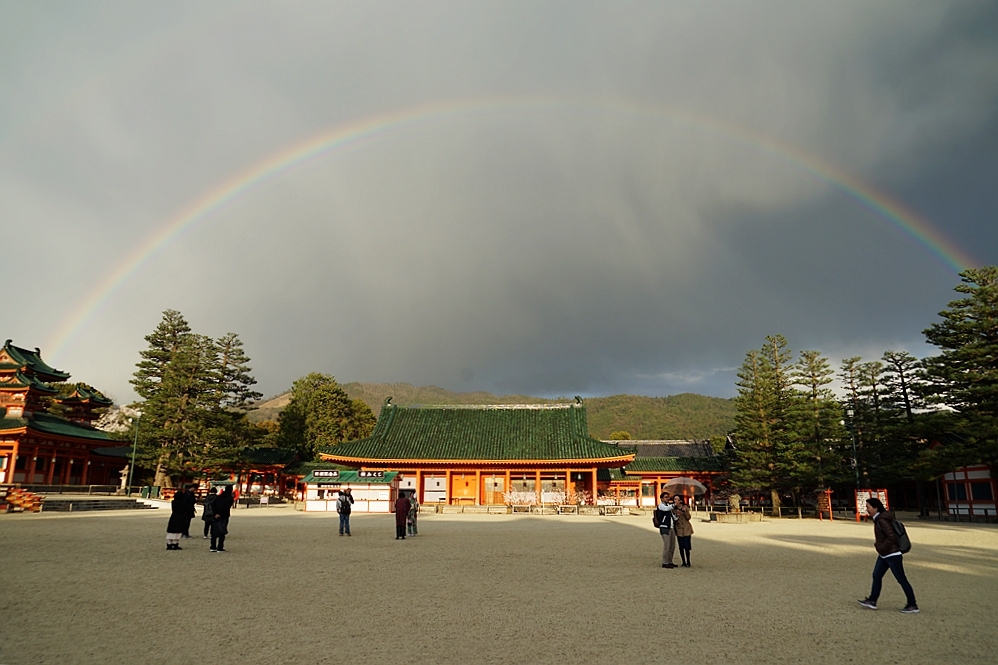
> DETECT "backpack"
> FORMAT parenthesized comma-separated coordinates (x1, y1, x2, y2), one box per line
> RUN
(892, 518, 912, 554)
(878, 514, 911, 554)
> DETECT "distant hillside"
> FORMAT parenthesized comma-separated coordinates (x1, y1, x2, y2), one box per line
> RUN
(247, 382, 735, 439)
(584, 393, 736, 440)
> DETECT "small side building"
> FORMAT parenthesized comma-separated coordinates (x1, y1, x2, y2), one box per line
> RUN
(299, 470, 400, 513)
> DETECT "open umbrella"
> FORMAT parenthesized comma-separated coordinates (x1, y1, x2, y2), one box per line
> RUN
(663, 477, 707, 496)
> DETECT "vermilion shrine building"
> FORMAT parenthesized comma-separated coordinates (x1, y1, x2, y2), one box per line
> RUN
(0, 341, 121, 485)
(318, 399, 727, 505)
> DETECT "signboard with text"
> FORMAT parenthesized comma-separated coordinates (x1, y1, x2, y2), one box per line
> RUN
(359, 470, 385, 479)
(855, 489, 889, 521)
(313, 470, 340, 478)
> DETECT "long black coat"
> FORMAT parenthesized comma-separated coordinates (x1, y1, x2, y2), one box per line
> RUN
(166, 496, 188, 533)
(213, 491, 233, 520)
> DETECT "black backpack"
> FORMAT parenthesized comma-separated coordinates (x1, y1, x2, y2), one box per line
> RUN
(892, 518, 912, 554)
(878, 515, 912, 554)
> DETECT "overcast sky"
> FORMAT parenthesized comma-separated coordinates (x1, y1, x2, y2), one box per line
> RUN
(2, 1, 996, 403)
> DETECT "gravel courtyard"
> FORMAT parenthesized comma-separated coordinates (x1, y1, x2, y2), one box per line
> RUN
(1, 507, 996, 664)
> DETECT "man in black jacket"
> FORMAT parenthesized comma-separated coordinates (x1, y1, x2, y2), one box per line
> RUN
(211, 485, 233, 552)
(654, 492, 678, 568)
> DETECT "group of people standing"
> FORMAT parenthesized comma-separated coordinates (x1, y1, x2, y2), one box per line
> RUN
(166, 484, 233, 553)
(333, 488, 419, 539)
(654, 492, 694, 569)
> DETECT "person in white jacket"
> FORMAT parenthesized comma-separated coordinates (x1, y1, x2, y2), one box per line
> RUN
(654, 492, 678, 568)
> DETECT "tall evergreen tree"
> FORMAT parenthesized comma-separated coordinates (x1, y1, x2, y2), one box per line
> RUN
(130, 311, 264, 486)
(731, 335, 800, 514)
(130, 309, 191, 400)
(793, 350, 847, 488)
(839, 357, 868, 485)
(214, 332, 263, 409)
(881, 350, 923, 423)
(921, 266, 998, 468)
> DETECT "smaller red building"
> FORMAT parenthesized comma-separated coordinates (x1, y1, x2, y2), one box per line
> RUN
(942, 464, 996, 520)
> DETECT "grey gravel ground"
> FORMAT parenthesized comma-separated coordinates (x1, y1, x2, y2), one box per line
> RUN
(1, 507, 996, 664)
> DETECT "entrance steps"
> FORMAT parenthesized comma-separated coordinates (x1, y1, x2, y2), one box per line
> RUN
(40, 497, 157, 512)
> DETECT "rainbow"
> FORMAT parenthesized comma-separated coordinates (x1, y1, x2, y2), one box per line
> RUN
(47, 96, 978, 360)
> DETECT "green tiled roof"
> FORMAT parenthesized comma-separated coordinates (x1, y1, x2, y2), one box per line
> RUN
(242, 447, 297, 466)
(598, 467, 632, 482)
(320, 400, 634, 463)
(0, 416, 27, 432)
(25, 412, 111, 441)
(1, 411, 110, 441)
(57, 384, 113, 405)
(1, 340, 70, 380)
(0, 369, 58, 392)
(624, 457, 728, 473)
(302, 470, 399, 484)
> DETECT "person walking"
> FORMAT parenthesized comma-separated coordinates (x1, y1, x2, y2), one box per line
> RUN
(201, 487, 217, 539)
(672, 494, 694, 567)
(336, 488, 354, 536)
(858, 497, 919, 613)
(407, 491, 419, 537)
(166, 490, 187, 550)
(395, 492, 411, 540)
(654, 491, 678, 568)
(210, 485, 233, 553)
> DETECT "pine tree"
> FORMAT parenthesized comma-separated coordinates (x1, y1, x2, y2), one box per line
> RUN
(130, 312, 264, 486)
(882, 350, 923, 423)
(731, 335, 800, 515)
(214, 332, 263, 409)
(839, 357, 867, 485)
(921, 266, 998, 467)
(793, 350, 847, 488)
(130, 310, 191, 400)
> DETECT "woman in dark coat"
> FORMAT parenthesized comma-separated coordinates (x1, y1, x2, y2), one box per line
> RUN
(858, 497, 918, 613)
(166, 492, 188, 550)
(395, 493, 411, 540)
(211, 485, 233, 552)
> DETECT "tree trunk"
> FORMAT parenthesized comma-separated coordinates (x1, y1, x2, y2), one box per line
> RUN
(153, 463, 168, 488)
(771, 489, 781, 517)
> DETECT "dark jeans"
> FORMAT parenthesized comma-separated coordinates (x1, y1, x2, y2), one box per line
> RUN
(396, 524, 406, 539)
(339, 513, 350, 535)
(870, 555, 916, 606)
(203, 521, 211, 537)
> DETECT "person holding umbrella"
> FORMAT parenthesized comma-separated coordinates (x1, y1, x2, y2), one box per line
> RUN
(672, 493, 694, 567)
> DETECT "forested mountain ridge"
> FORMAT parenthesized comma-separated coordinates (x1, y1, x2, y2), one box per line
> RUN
(247, 382, 736, 439)
(585, 393, 737, 440)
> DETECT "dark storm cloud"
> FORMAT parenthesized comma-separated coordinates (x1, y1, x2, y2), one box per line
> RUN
(1, 1, 996, 402)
